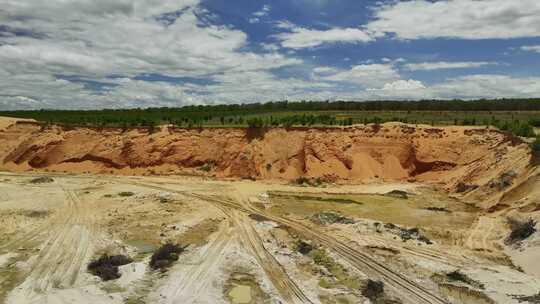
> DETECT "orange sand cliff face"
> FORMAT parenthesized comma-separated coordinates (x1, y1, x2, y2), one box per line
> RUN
(0, 117, 532, 192)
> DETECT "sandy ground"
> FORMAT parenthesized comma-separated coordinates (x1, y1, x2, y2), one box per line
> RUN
(1, 171, 539, 304)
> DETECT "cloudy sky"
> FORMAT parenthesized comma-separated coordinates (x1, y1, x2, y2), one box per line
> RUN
(1, 0, 540, 110)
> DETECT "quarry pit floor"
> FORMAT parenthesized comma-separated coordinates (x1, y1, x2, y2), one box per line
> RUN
(1, 172, 539, 304)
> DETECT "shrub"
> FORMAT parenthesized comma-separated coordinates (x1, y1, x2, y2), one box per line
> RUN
(118, 191, 135, 197)
(446, 270, 485, 289)
(456, 182, 478, 193)
(532, 137, 540, 152)
(506, 218, 537, 245)
(293, 240, 313, 255)
(309, 249, 333, 269)
(150, 243, 185, 270)
(87, 254, 133, 281)
(362, 280, 384, 301)
(29, 176, 54, 184)
(385, 190, 408, 199)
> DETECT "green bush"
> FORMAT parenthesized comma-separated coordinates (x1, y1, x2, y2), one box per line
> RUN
(533, 137, 540, 152)
(496, 121, 536, 137)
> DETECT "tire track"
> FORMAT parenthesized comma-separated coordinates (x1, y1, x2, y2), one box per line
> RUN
(163, 221, 235, 303)
(125, 180, 313, 304)
(9, 188, 95, 299)
(127, 180, 448, 304)
(195, 193, 447, 303)
(233, 211, 314, 304)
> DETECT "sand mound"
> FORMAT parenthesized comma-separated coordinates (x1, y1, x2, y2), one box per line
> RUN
(0, 117, 532, 196)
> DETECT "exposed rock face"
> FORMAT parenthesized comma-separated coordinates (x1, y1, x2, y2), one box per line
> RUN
(0, 118, 532, 194)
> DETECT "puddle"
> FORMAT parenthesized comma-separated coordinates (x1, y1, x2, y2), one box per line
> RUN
(228, 285, 252, 304)
(125, 240, 157, 255)
(225, 273, 268, 304)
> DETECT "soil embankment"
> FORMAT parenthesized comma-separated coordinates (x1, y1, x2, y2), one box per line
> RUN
(0, 117, 532, 195)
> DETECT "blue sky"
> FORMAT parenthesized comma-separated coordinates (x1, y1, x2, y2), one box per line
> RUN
(1, 0, 540, 109)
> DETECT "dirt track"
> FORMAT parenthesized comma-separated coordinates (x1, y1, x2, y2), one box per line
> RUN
(1, 172, 540, 304)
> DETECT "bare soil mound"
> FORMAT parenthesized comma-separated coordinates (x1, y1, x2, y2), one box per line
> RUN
(0, 117, 532, 195)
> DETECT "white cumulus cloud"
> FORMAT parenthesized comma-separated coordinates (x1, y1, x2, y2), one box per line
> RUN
(319, 64, 400, 88)
(275, 25, 373, 49)
(367, 0, 540, 40)
(381, 80, 426, 91)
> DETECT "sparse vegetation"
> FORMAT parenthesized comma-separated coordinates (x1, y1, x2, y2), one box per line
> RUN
(311, 211, 354, 225)
(488, 171, 517, 190)
(309, 248, 362, 290)
(385, 225, 433, 245)
(87, 254, 133, 281)
(425, 207, 451, 213)
(294, 176, 324, 187)
(150, 243, 185, 270)
(505, 218, 537, 245)
(272, 193, 361, 205)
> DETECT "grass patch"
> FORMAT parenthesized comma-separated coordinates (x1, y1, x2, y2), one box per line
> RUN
(309, 248, 362, 290)
(270, 193, 363, 205)
(179, 219, 220, 247)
